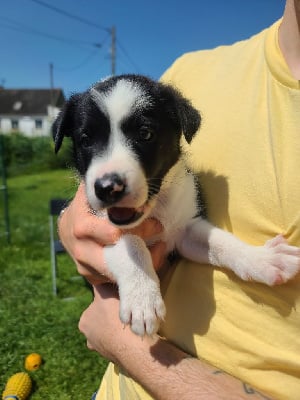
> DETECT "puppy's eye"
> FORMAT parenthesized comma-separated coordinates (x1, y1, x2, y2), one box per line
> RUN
(80, 134, 90, 148)
(139, 128, 154, 141)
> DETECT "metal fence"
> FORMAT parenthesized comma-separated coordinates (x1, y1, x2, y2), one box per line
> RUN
(0, 135, 10, 243)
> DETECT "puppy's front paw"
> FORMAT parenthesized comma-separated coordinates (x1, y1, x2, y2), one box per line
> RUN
(240, 235, 300, 285)
(119, 279, 166, 336)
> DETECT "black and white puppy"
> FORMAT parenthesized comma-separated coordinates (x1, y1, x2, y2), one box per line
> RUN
(53, 74, 300, 336)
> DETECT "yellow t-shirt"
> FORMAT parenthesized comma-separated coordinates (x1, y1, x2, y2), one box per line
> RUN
(97, 20, 300, 400)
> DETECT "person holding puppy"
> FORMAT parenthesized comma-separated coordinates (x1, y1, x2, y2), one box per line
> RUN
(58, 0, 300, 399)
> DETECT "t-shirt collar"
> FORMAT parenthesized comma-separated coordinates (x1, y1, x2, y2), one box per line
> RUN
(265, 19, 300, 89)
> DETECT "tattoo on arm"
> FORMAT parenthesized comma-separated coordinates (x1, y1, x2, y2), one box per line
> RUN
(243, 383, 272, 399)
(213, 370, 272, 399)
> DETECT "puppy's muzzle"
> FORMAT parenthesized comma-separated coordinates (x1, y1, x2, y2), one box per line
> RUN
(94, 173, 126, 206)
(93, 172, 147, 226)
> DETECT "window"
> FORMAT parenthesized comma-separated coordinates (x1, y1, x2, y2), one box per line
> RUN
(35, 119, 43, 129)
(11, 119, 19, 130)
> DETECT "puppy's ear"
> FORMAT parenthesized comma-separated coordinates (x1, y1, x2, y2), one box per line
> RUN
(175, 93, 201, 144)
(161, 83, 201, 144)
(52, 93, 81, 153)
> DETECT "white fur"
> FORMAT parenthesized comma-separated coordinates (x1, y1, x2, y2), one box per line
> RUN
(85, 147, 148, 212)
(87, 81, 150, 213)
(104, 234, 165, 336)
(84, 81, 300, 337)
(88, 152, 300, 336)
(91, 80, 150, 123)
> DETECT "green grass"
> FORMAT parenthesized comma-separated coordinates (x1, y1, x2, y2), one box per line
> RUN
(0, 170, 108, 399)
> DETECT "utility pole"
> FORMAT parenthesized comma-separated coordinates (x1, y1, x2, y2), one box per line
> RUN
(111, 26, 116, 76)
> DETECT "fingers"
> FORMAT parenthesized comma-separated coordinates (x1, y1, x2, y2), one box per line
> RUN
(93, 282, 120, 300)
(72, 214, 120, 245)
(60, 183, 121, 246)
(150, 241, 167, 270)
(78, 283, 121, 357)
(61, 183, 163, 245)
(59, 182, 167, 286)
(71, 239, 116, 284)
(127, 218, 163, 240)
(127, 219, 166, 269)
(58, 184, 119, 284)
(75, 239, 167, 284)
(86, 340, 95, 351)
(76, 263, 112, 285)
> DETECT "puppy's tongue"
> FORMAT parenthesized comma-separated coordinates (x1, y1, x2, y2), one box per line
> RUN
(108, 207, 143, 225)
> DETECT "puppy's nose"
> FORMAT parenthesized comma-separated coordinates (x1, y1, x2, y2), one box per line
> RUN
(94, 173, 126, 205)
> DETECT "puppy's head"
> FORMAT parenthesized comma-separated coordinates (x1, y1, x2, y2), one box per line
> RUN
(53, 74, 201, 227)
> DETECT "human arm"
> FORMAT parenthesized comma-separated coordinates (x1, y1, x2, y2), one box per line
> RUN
(60, 184, 274, 399)
(79, 283, 274, 400)
(58, 182, 166, 285)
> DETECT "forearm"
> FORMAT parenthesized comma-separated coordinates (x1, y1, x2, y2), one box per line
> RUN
(79, 285, 274, 399)
(114, 333, 273, 400)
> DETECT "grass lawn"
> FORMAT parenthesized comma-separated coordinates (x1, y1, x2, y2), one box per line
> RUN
(0, 169, 108, 399)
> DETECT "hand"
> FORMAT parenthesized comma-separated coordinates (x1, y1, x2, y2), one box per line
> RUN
(79, 285, 273, 400)
(78, 283, 137, 363)
(58, 182, 166, 285)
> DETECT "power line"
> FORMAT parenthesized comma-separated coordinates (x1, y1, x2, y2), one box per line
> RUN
(28, 0, 110, 32)
(54, 47, 104, 72)
(117, 39, 142, 73)
(12, 0, 141, 77)
(25, 0, 117, 74)
(0, 16, 102, 49)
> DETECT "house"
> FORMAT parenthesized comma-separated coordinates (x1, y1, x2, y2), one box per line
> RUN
(0, 88, 65, 136)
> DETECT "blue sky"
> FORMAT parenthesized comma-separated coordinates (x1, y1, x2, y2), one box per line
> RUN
(0, 0, 285, 97)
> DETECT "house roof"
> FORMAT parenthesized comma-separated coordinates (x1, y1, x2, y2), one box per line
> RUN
(0, 88, 65, 116)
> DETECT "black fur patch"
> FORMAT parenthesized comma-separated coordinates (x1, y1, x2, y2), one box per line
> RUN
(53, 74, 201, 199)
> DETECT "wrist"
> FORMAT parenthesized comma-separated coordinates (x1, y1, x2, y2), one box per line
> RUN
(112, 332, 274, 400)
(113, 332, 191, 399)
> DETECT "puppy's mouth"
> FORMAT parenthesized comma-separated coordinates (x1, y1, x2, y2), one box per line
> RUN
(107, 205, 146, 226)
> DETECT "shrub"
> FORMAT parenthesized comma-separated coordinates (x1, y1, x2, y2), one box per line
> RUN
(0, 133, 73, 177)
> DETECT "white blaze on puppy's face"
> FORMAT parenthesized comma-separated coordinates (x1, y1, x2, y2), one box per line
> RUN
(86, 80, 150, 211)
(91, 79, 151, 122)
